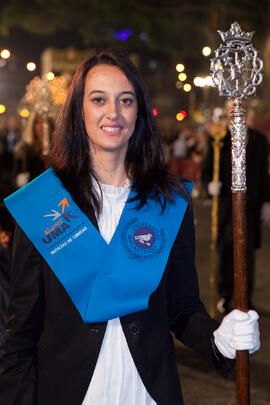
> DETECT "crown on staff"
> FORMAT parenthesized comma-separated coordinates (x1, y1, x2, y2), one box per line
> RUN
(217, 21, 254, 43)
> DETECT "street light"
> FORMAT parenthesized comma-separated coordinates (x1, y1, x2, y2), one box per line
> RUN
(193, 76, 213, 87)
(26, 62, 36, 72)
(47, 72, 55, 80)
(178, 72, 187, 81)
(176, 63, 185, 72)
(204, 76, 214, 86)
(1, 49, 11, 59)
(19, 108, 30, 118)
(183, 83, 192, 92)
(202, 46, 212, 56)
(176, 112, 185, 121)
(194, 77, 205, 87)
(0, 104, 6, 114)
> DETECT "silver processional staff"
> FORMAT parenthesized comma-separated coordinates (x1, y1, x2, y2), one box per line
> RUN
(210, 21, 263, 405)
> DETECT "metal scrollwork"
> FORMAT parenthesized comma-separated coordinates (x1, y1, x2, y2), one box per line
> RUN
(210, 22, 263, 192)
(230, 99, 247, 191)
(210, 22, 263, 99)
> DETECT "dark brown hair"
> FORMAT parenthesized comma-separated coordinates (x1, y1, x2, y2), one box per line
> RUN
(50, 50, 188, 217)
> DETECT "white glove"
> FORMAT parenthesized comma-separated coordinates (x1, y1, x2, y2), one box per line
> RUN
(261, 202, 270, 226)
(213, 309, 260, 359)
(208, 181, 222, 196)
(16, 171, 30, 188)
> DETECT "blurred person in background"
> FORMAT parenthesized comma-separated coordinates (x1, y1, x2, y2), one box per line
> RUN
(202, 99, 270, 313)
(0, 204, 14, 347)
(14, 113, 52, 188)
(0, 116, 21, 199)
(5, 116, 20, 155)
(172, 130, 188, 159)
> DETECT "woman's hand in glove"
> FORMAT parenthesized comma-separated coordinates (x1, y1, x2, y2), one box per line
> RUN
(213, 309, 260, 359)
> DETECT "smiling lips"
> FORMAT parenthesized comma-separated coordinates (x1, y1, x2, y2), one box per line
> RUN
(100, 125, 123, 135)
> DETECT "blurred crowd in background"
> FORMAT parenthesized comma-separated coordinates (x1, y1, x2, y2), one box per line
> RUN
(164, 105, 270, 198)
(0, 113, 51, 200)
(1, 104, 270, 201)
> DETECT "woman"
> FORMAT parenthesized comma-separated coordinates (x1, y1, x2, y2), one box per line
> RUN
(14, 113, 52, 188)
(0, 51, 259, 405)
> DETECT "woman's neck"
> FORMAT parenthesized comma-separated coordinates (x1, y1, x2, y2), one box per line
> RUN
(91, 150, 127, 187)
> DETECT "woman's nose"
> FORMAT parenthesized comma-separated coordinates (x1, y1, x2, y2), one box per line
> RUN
(106, 101, 119, 119)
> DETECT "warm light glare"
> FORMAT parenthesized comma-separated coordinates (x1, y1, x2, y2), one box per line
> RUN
(176, 112, 185, 121)
(0, 104, 6, 114)
(176, 63, 185, 72)
(205, 76, 214, 86)
(19, 108, 30, 118)
(178, 73, 187, 82)
(26, 62, 36, 71)
(193, 76, 213, 87)
(47, 72, 55, 80)
(202, 46, 212, 56)
(183, 83, 192, 92)
(1, 49, 11, 59)
(193, 77, 205, 87)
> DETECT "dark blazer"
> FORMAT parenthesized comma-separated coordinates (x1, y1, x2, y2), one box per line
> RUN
(0, 198, 233, 405)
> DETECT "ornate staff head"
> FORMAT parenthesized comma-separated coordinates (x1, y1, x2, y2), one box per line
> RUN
(210, 21, 263, 100)
(210, 22, 263, 191)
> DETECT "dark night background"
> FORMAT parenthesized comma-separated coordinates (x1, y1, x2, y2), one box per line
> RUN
(0, 0, 269, 123)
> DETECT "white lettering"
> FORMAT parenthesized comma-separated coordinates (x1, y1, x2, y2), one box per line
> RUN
(50, 241, 67, 255)
(73, 226, 87, 240)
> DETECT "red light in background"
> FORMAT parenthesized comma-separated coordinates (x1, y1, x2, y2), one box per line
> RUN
(152, 108, 158, 116)
(176, 110, 188, 121)
(179, 110, 187, 118)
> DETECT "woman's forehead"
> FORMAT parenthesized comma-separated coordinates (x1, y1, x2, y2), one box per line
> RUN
(85, 64, 135, 93)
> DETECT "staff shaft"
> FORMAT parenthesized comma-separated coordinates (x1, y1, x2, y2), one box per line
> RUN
(232, 192, 249, 404)
(230, 99, 250, 404)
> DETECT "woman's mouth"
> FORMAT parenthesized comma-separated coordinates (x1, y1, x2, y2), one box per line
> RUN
(100, 125, 123, 135)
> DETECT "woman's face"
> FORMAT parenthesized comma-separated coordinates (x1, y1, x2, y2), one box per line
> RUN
(82, 64, 138, 157)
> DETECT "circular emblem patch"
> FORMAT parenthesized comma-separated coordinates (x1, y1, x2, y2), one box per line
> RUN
(121, 218, 165, 260)
(133, 226, 155, 249)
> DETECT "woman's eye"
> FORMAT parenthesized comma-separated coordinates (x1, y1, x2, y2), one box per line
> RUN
(92, 97, 105, 104)
(120, 98, 134, 106)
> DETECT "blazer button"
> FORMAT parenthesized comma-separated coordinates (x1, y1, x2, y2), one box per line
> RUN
(129, 323, 140, 336)
(89, 328, 99, 333)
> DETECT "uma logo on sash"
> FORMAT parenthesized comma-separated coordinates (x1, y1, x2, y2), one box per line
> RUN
(121, 218, 165, 260)
(41, 197, 79, 245)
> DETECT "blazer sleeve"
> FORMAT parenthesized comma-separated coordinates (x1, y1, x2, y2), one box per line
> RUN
(0, 224, 45, 405)
(166, 202, 234, 377)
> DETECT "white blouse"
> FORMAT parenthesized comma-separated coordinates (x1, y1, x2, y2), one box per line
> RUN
(82, 181, 157, 405)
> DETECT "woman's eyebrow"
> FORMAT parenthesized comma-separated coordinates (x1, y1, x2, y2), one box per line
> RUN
(88, 90, 136, 96)
(119, 91, 136, 96)
(89, 90, 105, 95)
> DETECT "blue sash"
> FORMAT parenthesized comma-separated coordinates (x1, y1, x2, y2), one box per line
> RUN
(5, 168, 192, 323)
